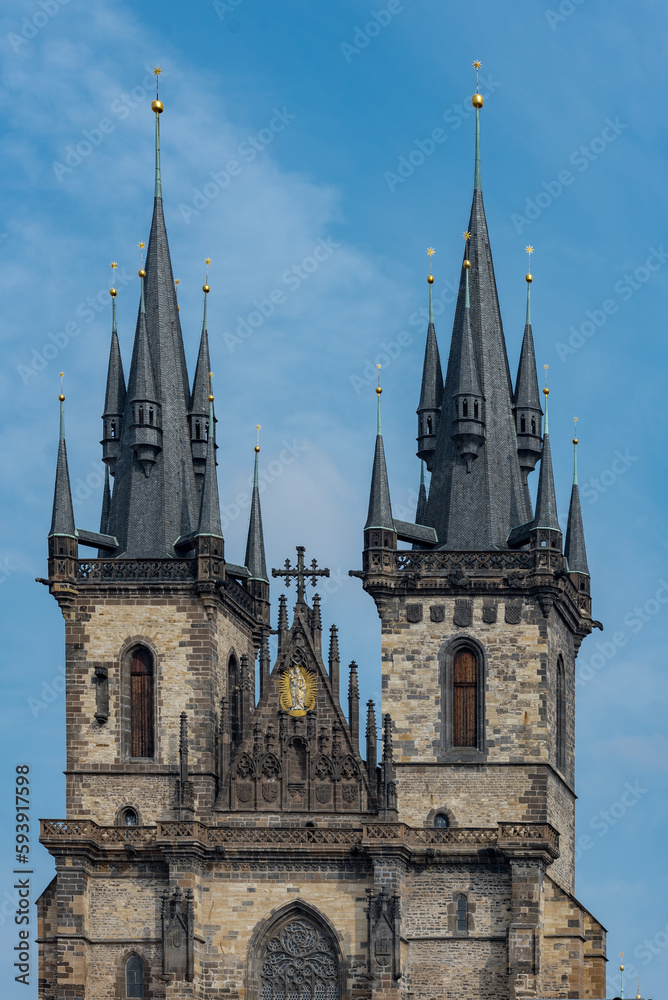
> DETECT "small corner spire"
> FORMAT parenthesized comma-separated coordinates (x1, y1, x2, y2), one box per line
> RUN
(365, 369, 394, 530)
(532, 367, 561, 533)
(102, 263, 126, 473)
(189, 260, 215, 482)
(245, 425, 268, 582)
(472, 60, 483, 191)
(565, 418, 589, 575)
(415, 460, 428, 526)
(152, 67, 164, 198)
(49, 373, 76, 538)
(417, 249, 443, 468)
(196, 374, 223, 537)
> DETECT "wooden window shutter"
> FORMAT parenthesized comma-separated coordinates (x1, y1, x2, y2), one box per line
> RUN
(131, 648, 154, 758)
(453, 649, 477, 747)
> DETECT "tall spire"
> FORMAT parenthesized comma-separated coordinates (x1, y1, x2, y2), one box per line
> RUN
(424, 63, 529, 549)
(196, 376, 223, 538)
(49, 374, 76, 539)
(417, 248, 444, 468)
(565, 420, 589, 575)
(514, 249, 543, 502)
(106, 76, 199, 556)
(245, 426, 268, 581)
(532, 370, 561, 533)
(365, 370, 393, 530)
(190, 261, 214, 481)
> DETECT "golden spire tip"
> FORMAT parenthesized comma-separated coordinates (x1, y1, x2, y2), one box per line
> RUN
(110, 261, 118, 296)
(525, 244, 534, 283)
(376, 363, 382, 395)
(138, 241, 146, 278)
(472, 60, 483, 108)
(208, 371, 214, 402)
(543, 364, 549, 396)
(573, 416, 578, 445)
(59, 371, 65, 402)
(426, 246, 435, 282)
(255, 424, 261, 453)
(203, 257, 212, 293)
(152, 66, 163, 113)
(463, 231, 471, 268)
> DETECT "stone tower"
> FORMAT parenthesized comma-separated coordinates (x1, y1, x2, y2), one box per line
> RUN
(357, 82, 606, 998)
(37, 77, 606, 1000)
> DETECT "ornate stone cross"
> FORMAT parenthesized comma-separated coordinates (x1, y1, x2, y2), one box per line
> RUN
(272, 545, 329, 604)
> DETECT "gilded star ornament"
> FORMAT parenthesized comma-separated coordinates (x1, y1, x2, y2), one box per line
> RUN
(426, 247, 435, 258)
(525, 245, 534, 256)
(110, 261, 118, 270)
(473, 60, 481, 69)
(153, 66, 161, 77)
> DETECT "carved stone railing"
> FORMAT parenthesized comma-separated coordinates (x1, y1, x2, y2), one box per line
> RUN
(41, 819, 558, 856)
(395, 550, 533, 574)
(77, 559, 197, 582)
(224, 577, 255, 616)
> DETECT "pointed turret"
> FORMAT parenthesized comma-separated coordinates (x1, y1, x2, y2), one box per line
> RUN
(328, 624, 340, 695)
(514, 261, 543, 503)
(416, 255, 443, 469)
(365, 382, 393, 530)
(196, 393, 223, 541)
(532, 381, 561, 536)
(126, 274, 162, 477)
(415, 461, 427, 525)
(565, 424, 589, 577)
(101, 269, 126, 473)
(423, 77, 529, 549)
(450, 257, 485, 473)
(245, 431, 268, 583)
(100, 465, 111, 536)
(106, 77, 199, 557)
(348, 661, 360, 751)
(190, 263, 214, 483)
(50, 385, 76, 540)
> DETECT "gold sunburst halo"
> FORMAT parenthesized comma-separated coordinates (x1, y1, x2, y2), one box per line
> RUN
(279, 663, 316, 716)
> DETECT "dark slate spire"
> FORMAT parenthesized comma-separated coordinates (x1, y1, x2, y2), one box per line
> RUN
(532, 389, 561, 533)
(415, 461, 427, 525)
(565, 432, 589, 575)
(365, 386, 393, 530)
(348, 662, 360, 751)
(328, 624, 340, 694)
(106, 95, 199, 557)
(126, 278, 162, 478)
(450, 263, 485, 473)
(100, 465, 111, 535)
(423, 94, 530, 549)
(514, 270, 543, 504)
(244, 439, 268, 582)
(189, 273, 214, 483)
(101, 283, 126, 473)
(196, 398, 223, 538)
(416, 266, 444, 469)
(49, 391, 76, 539)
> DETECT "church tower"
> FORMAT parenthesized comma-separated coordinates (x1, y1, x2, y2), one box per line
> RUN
(37, 67, 606, 1000)
(357, 67, 606, 999)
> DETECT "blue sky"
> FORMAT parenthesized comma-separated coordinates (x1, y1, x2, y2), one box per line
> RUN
(1, 0, 667, 995)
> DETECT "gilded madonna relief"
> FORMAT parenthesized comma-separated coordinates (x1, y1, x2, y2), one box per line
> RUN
(279, 662, 316, 716)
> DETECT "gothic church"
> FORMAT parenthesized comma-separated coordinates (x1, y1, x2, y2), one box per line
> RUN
(38, 73, 607, 999)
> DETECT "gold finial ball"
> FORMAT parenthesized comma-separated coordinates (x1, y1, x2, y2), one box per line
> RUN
(543, 386, 550, 396)
(110, 287, 117, 297)
(254, 445, 261, 453)
(138, 268, 146, 278)
(152, 99, 164, 114)
(427, 274, 434, 284)
(620, 965, 624, 972)
(58, 393, 65, 402)
(464, 259, 471, 269)
(472, 93, 483, 109)
(526, 273, 533, 283)
(376, 386, 383, 395)
(573, 437, 578, 445)
(203, 284, 210, 293)
(208, 394, 215, 402)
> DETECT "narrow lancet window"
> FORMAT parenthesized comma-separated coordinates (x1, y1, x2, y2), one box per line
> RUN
(456, 894, 468, 932)
(125, 955, 144, 998)
(130, 647, 154, 758)
(453, 649, 477, 747)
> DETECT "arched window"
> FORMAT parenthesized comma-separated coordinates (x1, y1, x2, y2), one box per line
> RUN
(474, 400, 479, 419)
(520, 414, 526, 433)
(123, 808, 138, 827)
(138, 406, 144, 425)
(130, 648, 154, 758)
(456, 894, 468, 933)
(453, 649, 477, 747)
(195, 420, 201, 440)
(426, 415, 433, 435)
(125, 954, 144, 998)
(531, 416, 536, 434)
(462, 399, 468, 417)
(228, 654, 241, 746)
(148, 407, 154, 426)
(257, 912, 340, 1000)
(434, 813, 449, 828)
(556, 656, 566, 773)
(111, 419, 116, 439)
